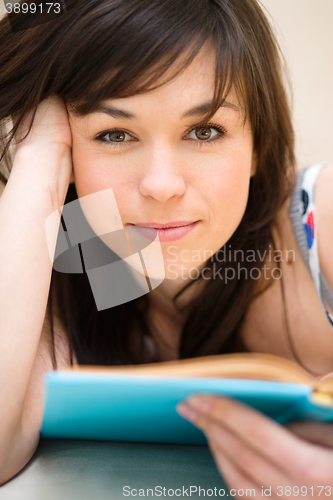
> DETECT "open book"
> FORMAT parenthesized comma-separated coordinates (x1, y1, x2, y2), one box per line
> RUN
(41, 353, 333, 445)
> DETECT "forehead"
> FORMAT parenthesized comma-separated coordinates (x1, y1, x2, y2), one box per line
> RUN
(146, 50, 218, 109)
(77, 46, 245, 120)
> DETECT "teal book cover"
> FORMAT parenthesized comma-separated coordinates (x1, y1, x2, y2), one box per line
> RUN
(41, 364, 333, 445)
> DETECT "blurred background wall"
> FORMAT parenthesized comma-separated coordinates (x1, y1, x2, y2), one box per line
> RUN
(0, 0, 332, 167)
(260, 0, 333, 166)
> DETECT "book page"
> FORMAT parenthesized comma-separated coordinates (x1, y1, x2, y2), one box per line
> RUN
(61, 353, 314, 385)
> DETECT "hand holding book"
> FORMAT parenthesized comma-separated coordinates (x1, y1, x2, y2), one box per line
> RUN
(177, 395, 333, 499)
(41, 351, 333, 495)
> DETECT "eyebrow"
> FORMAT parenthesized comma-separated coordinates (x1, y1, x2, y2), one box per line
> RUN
(181, 101, 240, 118)
(93, 101, 240, 120)
(94, 105, 135, 119)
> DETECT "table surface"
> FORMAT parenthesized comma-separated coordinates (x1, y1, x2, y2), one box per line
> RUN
(0, 439, 229, 500)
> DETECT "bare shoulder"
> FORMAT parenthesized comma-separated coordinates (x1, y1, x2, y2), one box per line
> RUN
(241, 186, 333, 373)
(21, 309, 73, 439)
(316, 165, 333, 291)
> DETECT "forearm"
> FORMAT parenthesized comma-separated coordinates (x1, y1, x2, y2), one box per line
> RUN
(0, 148, 67, 454)
(0, 423, 40, 485)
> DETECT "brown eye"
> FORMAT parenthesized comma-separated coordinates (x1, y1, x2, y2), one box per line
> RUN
(195, 127, 212, 140)
(95, 129, 136, 146)
(108, 131, 126, 142)
(186, 125, 221, 142)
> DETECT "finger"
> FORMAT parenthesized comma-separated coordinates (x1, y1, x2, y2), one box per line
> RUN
(287, 421, 333, 448)
(202, 414, 296, 491)
(209, 441, 279, 500)
(178, 395, 317, 480)
(210, 439, 322, 500)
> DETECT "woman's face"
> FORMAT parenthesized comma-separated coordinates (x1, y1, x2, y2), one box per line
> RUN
(68, 47, 256, 281)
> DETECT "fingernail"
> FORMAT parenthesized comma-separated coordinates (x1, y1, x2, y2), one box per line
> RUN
(176, 402, 199, 422)
(187, 395, 213, 414)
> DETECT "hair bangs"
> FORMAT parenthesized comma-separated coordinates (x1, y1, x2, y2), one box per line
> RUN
(62, 1, 245, 121)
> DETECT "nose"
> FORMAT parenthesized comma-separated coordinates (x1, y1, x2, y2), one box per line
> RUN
(139, 147, 186, 202)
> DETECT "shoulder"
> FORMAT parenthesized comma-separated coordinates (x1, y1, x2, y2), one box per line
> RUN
(316, 165, 333, 292)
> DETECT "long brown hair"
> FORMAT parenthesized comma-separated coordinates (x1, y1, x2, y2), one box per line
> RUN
(0, 0, 296, 366)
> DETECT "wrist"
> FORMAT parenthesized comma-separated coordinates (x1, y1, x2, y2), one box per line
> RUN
(11, 144, 72, 210)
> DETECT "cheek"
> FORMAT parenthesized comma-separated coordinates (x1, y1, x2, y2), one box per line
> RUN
(214, 166, 250, 219)
(71, 139, 102, 197)
(71, 137, 126, 200)
(200, 149, 253, 242)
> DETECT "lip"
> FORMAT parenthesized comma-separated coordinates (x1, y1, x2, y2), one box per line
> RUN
(127, 221, 200, 242)
(131, 221, 196, 228)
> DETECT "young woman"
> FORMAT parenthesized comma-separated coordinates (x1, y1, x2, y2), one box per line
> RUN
(0, 0, 332, 493)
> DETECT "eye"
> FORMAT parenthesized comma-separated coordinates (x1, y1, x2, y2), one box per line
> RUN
(95, 129, 136, 145)
(185, 123, 227, 144)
